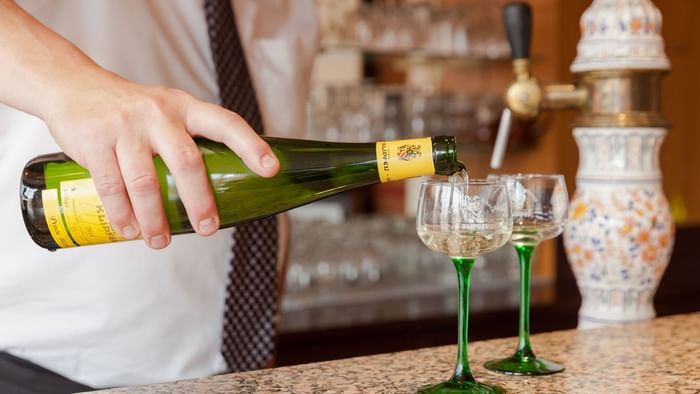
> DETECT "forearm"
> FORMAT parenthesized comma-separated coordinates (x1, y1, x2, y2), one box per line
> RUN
(0, 0, 107, 120)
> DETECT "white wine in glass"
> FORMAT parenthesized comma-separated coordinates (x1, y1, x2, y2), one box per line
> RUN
(418, 225, 512, 257)
(416, 180, 511, 394)
(510, 219, 565, 247)
(484, 174, 569, 376)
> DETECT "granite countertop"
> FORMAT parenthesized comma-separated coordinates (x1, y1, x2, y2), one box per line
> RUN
(95, 313, 700, 393)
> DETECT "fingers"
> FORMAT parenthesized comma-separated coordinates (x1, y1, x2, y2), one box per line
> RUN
(115, 137, 170, 249)
(152, 128, 220, 236)
(85, 148, 139, 240)
(54, 86, 278, 249)
(184, 100, 279, 177)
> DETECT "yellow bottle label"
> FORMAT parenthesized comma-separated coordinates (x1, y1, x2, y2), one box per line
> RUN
(41, 188, 76, 248)
(58, 178, 125, 246)
(375, 137, 435, 182)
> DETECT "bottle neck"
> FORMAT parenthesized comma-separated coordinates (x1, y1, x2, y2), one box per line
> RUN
(432, 136, 460, 175)
(374, 136, 459, 182)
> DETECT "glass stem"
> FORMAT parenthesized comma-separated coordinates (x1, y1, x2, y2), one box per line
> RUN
(514, 244, 536, 360)
(450, 258, 476, 384)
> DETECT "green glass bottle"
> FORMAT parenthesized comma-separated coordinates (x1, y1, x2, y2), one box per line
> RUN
(21, 136, 460, 250)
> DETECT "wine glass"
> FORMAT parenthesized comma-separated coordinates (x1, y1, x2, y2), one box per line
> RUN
(416, 180, 512, 394)
(484, 174, 568, 375)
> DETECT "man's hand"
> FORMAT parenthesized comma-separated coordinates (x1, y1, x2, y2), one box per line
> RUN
(0, 0, 279, 249)
(47, 72, 279, 249)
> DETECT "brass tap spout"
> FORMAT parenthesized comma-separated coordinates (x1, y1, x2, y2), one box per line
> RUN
(505, 58, 542, 119)
(503, 3, 586, 119)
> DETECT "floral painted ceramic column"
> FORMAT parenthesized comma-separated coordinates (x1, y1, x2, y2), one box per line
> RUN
(564, 0, 674, 328)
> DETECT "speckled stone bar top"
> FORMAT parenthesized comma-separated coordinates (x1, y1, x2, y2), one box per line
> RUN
(95, 313, 700, 393)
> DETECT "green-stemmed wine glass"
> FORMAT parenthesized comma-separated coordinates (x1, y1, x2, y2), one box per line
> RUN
(416, 180, 512, 393)
(484, 174, 568, 375)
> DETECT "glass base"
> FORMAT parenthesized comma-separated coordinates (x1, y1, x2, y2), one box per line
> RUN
(417, 379, 507, 394)
(483, 355, 564, 376)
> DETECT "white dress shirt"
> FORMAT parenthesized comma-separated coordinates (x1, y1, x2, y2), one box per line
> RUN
(0, 0, 318, 388)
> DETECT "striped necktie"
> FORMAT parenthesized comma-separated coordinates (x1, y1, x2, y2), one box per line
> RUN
(204, 0, 279, 373)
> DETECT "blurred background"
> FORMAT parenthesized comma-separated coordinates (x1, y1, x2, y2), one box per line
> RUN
(276, 0, 700, 366)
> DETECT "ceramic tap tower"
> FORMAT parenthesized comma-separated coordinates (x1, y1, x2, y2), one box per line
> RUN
(502, 1, 674, 328)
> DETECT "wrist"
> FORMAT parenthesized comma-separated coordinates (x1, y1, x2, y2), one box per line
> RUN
(39, 65, 120, 125)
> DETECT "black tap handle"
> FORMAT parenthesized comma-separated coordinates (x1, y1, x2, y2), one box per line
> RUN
(503, 2, 532, 60)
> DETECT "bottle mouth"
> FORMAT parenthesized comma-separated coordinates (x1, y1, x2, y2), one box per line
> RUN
(432, 136, 460, 175)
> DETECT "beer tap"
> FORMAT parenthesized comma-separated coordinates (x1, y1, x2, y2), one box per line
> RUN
(492, 2, 586, 168)
(492, 0, 674, 328)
